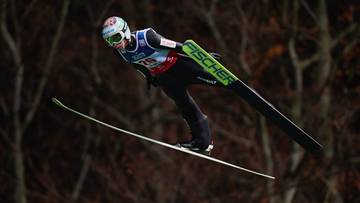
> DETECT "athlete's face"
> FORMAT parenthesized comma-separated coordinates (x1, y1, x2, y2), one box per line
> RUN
(113, 39, 129, 49)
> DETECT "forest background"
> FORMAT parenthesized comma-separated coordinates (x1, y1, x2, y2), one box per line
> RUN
(1, 0, 359, 203)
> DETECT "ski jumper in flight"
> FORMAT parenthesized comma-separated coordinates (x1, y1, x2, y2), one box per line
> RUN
(102, 16, 224, 153)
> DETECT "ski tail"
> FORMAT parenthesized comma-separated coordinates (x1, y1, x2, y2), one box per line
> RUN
(182, 40, 322, 153)
(229, 80, 322, 153)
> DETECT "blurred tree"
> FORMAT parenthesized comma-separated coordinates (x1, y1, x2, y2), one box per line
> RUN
(1, 0, 70, 202)
(0, 0, 359, 203)
(285, 0, 359, 202)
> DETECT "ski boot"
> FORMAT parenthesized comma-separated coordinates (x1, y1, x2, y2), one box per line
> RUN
(175, 140, 214, 156)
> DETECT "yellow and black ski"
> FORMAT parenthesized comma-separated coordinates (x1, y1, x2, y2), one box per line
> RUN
(182, 40, 322, 153)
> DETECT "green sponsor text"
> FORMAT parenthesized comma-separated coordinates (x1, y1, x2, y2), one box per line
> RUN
(182, 40, 238, 86)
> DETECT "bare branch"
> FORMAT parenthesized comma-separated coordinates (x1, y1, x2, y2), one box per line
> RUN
(259, 117, 273, 170)
(300, 0, 318, 23)
(0, 96, 9, 117)
(97, 1, 114, 26)
(323, 176, 344, 203)
(1, 3, 27, 203)
(142, 0, 155, 27)
(300, 53, 320, 70)
(344, 37, 359, 54)
(1, 4, 22, 69)
(20, 0, 38, 23)
(0, 128, 14, 149)
(202, 11, 228, 53)
(235, 2, 253, 76)
(288, 37, 301, 69)
(85, 1, 115, 85)
(87, 0, 114, 26)
(70, 108, 97, 203)
(23, 0, 71, 131)
(93, 96, 174, 164)
(331, 23, 359, 48)
(9, 0, 21, 43)
(211, 122, 252, 147)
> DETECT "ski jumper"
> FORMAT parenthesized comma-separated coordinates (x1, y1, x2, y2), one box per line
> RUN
(114, 28, 224, 149)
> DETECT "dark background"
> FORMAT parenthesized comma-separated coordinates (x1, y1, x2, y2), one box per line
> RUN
(1, 0, 359, 202)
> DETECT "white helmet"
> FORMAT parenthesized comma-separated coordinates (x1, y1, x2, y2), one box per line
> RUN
(102, 16, 131, 47)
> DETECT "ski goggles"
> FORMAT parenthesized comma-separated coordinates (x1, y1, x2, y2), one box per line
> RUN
(105, 33, 125, 47)
(104, 22, 129, 47)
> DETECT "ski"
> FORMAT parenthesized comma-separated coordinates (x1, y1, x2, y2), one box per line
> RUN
(52, 98, 275, 180)
(182, 40, 323, 153)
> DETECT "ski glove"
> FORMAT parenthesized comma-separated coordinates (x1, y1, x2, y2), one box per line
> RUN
(209, 52, 222, 60)
(147, 75, 159, 88)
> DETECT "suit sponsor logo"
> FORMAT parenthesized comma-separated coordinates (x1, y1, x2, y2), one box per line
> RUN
(196, 77, 217, 84)
(184, 41, 237, 86)
(132, 52, 146, 61)
(160, 38, 176, 48)
(139, 39, 146, 47)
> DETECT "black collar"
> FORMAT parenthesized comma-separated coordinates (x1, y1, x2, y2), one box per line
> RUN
(125, 35, 136, 51)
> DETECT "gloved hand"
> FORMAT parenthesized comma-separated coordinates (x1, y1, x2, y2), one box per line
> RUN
(147, 75, 159, 87)
(209, 52, 222, 60)
(146, 75, 159, 93)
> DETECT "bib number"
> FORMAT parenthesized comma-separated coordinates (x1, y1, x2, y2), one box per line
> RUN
(138, 58, 157, 66)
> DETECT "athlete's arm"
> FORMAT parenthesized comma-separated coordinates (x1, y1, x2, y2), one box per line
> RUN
(146, 28, 222, 60)
(145, 28, 184, 53)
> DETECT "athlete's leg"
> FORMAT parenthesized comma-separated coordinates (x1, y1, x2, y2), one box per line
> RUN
(172, 58, 226, 87)
(156, 73, 211, 150)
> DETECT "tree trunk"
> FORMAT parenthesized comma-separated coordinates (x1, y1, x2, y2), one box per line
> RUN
(14, 127, 26, 203)
(317, 0, 343, 202)
(259, 116, 275, 203)
(283, 1, 304, 202)
(317, 0, 332, 89)
(1, 0, 70, 202)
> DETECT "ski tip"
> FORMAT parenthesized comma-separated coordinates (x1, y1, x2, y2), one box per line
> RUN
(307, 143, 323, 155)
(52, 98, 63, 106)
(269, 176, 276, 180)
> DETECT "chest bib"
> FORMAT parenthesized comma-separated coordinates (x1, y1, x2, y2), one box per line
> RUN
(116, 28, 178, 74)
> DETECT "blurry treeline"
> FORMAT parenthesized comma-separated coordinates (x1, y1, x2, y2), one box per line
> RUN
(1, 0, 359, 203)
